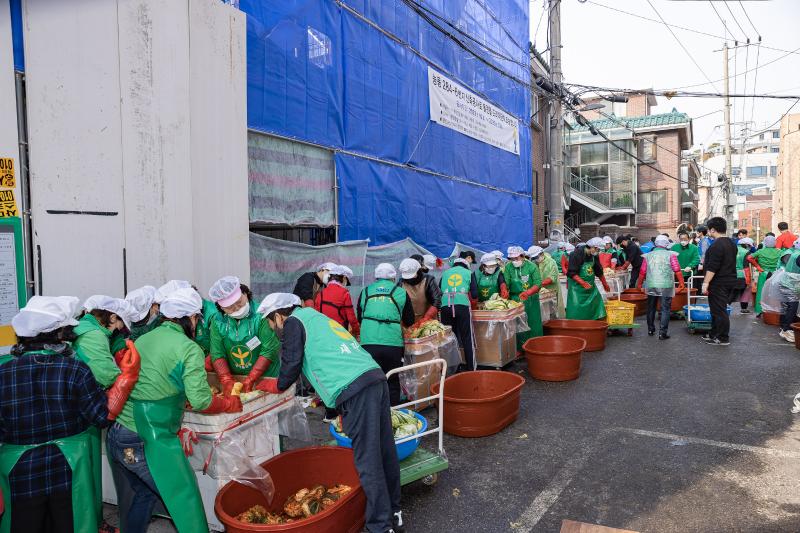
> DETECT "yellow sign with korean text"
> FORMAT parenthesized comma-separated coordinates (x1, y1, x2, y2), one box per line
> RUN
(0, 189, 18, 218)
(0, 158, 14, 188)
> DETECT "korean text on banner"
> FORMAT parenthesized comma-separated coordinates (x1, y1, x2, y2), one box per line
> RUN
(428, 67, 520, 156)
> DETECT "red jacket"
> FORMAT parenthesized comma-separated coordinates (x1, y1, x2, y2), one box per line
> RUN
(313, 282, 360, 337)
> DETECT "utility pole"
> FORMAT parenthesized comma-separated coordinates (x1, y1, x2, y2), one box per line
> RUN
(723, 42, 735, 230)
(548, 0, 565, 243)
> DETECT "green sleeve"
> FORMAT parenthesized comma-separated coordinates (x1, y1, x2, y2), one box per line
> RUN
(75, 330, 120, 388)
(257, 318, 280, 362)
(183, 343, 213, 411)
(209, 320, 226, 362)
(688, 245, 701, 268)
(109, 332, 127, 355)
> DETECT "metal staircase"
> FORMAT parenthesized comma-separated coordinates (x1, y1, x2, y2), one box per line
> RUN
(568, 173, 635, 215)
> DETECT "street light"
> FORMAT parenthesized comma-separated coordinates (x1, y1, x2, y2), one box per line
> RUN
(577, 103, 604, 112)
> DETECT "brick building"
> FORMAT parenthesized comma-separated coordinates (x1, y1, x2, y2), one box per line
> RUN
(566, 91, 695, 242)
(530, 49, 549, 242)
(737, 194, 773, 243)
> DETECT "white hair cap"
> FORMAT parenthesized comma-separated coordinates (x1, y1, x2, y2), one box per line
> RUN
(399, 258, 421, 279)
(654, 235, 671, 248)
(738, 237, 754, 246)
(763, 235, 777, 248)
(82, 295, 135, 329)
(422, 254, 437, 270)
(208, 276, 240, 303)
(586, 237, 605, 248)
(258, 293, 302, 317)
(328, 264, 347, 276)
(480, 253, 498, 266)
(602, 236, 613, 244)
(12, 296, 80, 337)
(125, 286, 157, 323)
(565, 243, 576, 252)
(160, 287, 202, 319)
(339, 265, 354, 279)
(374, 263, 397, 280)
(316, 262, 337, 272)
(490, 250, 505, 260)
(155, 280, 191, 304)
(507, 246, 524, 258)
(528, 246, 544, 259)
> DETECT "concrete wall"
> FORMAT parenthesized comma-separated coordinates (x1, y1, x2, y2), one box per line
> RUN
(531, 93, 547, 242)
(22, 0, 248, 300)
(775, 113, 800, 235)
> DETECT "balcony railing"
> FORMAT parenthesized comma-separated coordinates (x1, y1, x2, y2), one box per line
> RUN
(569, 174, 634, 209)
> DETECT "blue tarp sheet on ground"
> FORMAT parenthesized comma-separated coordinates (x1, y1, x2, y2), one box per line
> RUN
(336, 153, 532, 257)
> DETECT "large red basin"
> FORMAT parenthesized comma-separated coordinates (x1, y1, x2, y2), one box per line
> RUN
(657, 288, 698, 312)
(214, 447, 366, 533)
(543, 319, 607, 352)
(620, 293, 647, 316)
(431, 371, 525, 438)
(523, 335, 586, 382)
(763, 310, 781, 326)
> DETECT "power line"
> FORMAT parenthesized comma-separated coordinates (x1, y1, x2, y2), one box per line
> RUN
(748, 43, 762, 129)
(563, 83, 800, 100)
(723, 1, 749, 42)
(708, 1, 735, 42)
(648, 0, 720, 92)
(583, 1, 798, 57)
(738, 0, 760, 37)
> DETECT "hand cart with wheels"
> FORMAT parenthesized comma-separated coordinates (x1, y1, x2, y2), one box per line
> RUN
(604, 277, 640, 336)
(388, 359, 449, 486)
(685, 274, 712, 334)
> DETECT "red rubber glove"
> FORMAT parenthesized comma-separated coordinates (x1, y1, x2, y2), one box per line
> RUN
(106, 340, 141, 420)
(113, 348, 126, 368)
(204, 355, 213, 372)
(177, 428, 198, 457)
(744, 267, 752, 286)
(469, 297, 478, 310)
(541, 277, 553, 288)
(572, 275, 591, 290)
(519, 286, 540, 301)
(255, 377, 281, 394)
(600, 277, 610, 292)
(500, 283, 510, 300)
(746, 255, 763, 272)
(211, 358, 236, 396)
(676, 270, 685, 290)
(200, 394, 243, 414)
(242, 356, 272, 393)
(423, 305, 439, 322)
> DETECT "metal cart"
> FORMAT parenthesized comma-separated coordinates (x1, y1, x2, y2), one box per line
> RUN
(388, 359, 449, 486)
(685, 274, 712, 333)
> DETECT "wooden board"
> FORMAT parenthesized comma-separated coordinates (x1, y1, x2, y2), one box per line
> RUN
(560, 519, 639, 533)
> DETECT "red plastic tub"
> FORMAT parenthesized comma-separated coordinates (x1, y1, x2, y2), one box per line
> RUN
(791, 323, 800, 350)
(622, 288, 644, 295)
(657, 288, 697, 312)
(763, 310, 781, 326)
(523, 336, 586, 382)
(620, 293, 647, 316)
(431, 371, 525, 438)
(214, 447, 366, 533)
(543, 319, 607, 352)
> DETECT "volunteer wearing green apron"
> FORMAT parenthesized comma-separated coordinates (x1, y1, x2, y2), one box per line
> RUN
(748, 234, 783, 315)
(671, 231, 701, 276)
(110, 285, 163, 358)
(193, 297, 218, 354)
(357, 263, 415, 405)
(257, 294, 403, 533)
(566, 238, 611, 320)
(504, 246, 544, 349)
(108, 287, 242, 533)
(208, 276, 280, 395)
(530, 246, 564, 318)
(732, 238, 754, 313)
(476, 253, 509, 301)
(440, 258, 479, 370)
(1, 296, 139, 533)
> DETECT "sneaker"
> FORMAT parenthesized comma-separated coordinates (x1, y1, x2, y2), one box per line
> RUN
(780, 330, 796, 343)
(659, 333, 670, 340)
(648, 329, 655, 336)
(701, 334, 714, 342)
(392, 511, 406, 533)
(705, 338, 730, 346)
(741, 308, 752, 314)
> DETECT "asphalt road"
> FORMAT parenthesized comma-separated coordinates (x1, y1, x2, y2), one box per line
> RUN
(108, 309, 800, 532)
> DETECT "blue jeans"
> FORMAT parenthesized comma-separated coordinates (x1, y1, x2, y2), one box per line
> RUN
(646, 294, 672, 335)
(106, 422, 163, 533)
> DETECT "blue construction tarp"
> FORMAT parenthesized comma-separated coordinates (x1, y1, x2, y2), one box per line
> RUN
(10, 0, 24, 71)
(238, 0, 533, 252)
(336, 153, 532, 257)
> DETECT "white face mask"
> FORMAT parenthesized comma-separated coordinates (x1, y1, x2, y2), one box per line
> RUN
(227, 301, 250, 319)
(534, 256, 544, 264)
(321, 272, 330, 285)
(512, 259, 524, 267)
(680, 240, 689, 246)
(484, 265, 497, 274)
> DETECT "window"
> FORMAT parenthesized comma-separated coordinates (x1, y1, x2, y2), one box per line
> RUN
(771, 147, 780, 153)
(533, 170, 539, 202)
(532, 96, 540, 127)
(732, 167, 741, 176)
(758, 134, 764, 141)
(746, 166, 768, 177)
(773, 131, 780, 139)
(581, 142, 607, 165)
(638, 136, 657, 161)
(637, 190, 667, 213)
(770, 165, 777, 177)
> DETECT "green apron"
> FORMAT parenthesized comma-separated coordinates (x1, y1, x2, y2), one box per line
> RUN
(214, 311, 265, 375)
(0, 428, 98, 533)
(132, 395, 208, 533)
(475, 269, 501, 301)
(505, 262, 543, 349)
(566, 260, 606, 320)
(755, 270, 769, 314)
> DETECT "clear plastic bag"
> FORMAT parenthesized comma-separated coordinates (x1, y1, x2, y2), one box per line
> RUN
(401, 332, 459, 402)
(264, 396, 312, 443)
(779, 271, 800, 303)
(205, 430, 276, 503)
(761, 271, 783, 311)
